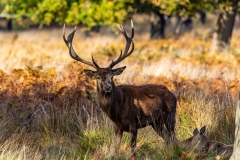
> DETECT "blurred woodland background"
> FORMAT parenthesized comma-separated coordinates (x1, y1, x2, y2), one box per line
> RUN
(0, 0, 239, 159)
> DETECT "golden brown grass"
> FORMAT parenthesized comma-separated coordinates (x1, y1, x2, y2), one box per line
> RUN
(0, 23, 239, 159)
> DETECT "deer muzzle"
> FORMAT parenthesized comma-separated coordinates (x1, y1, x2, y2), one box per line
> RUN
(103, 84, 112, 93)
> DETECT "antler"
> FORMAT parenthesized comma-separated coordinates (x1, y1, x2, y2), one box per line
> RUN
(108, 20, 134, 69)
(63, 24, 99, 69)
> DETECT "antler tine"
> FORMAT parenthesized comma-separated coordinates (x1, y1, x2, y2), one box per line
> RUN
(131, 20, 134, 39)
(91, 55, 100, 68)
(63, 25, 99, 70)
(109, 21, 134, 69)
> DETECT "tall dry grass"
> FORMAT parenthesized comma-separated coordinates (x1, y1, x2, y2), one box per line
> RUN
(0, 17, 239, 159)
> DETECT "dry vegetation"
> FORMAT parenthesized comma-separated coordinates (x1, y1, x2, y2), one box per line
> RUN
(0, 16, 239, 159)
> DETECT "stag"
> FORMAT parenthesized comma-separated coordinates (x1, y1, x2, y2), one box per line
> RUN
(63, 21, 177, 157)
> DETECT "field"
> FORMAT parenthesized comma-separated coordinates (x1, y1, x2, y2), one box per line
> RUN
(0, 16, 239, 159)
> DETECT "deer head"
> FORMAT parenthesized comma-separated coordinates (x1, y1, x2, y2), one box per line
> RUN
(182, 126, 208, 153)
(63, 21, 134, 94)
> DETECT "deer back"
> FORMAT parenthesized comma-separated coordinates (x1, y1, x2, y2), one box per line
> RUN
(208, 141, 233, 159)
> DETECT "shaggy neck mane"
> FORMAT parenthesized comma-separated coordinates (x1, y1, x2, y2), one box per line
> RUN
(96, 82, 122, 121)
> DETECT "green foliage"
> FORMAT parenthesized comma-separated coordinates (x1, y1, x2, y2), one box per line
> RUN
(0, 0, 235, 28)
(0, 0, 129, 28)
(65, 0, 127, 28)
(76, 130, 112, 157)
(148, 0, 233, 16)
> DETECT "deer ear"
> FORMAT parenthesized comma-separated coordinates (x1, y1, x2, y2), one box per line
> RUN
(84, 69, 96, 78)
(112, 66, 126, 76)
(199, 126, 206, 135)
(193, 128, 199, 136)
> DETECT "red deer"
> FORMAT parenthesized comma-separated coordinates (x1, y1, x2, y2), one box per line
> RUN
(181, 126, 233, 159)
(63, 21, 177, 157)
(181, 126, 209, 153)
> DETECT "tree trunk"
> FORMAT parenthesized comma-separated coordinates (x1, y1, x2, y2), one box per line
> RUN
(150, 10, 166, 39)
(230, 92, 240, 160)
(7, 19, 12, 31)
(210, 0, 239, 52)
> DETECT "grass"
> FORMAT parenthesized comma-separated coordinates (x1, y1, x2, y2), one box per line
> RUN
(0, 18, 239, 159)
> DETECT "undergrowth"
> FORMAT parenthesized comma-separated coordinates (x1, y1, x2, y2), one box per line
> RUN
(0, 61, 238, 159)
(0, 24, 239, 159)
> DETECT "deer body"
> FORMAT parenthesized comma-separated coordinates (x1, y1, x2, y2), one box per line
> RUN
(97, 83, 176, 130)
(63, 21, 177, 157)
(208, 141, 233, 159)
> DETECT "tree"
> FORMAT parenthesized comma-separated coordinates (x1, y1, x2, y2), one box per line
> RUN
(147, 0, 240, 47)
(127, 0, 217, 39)
(0, 0, 129, 29)
(127, 1, 167, 39)
(150, 10, 166, 39)
(1, 0, 239, 47)
(211, 0, 240, 52)
(0, 0, 213, 36)
(230, 92, 240, 160)
(154, 0, 240, 48)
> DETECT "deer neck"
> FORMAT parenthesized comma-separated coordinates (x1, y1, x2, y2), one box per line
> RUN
(96, 82, 121, 114)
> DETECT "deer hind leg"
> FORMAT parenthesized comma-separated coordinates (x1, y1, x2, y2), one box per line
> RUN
(152, 118, 168, 139)
(164, 112, 176, 143)
(164, 93, 177, 142)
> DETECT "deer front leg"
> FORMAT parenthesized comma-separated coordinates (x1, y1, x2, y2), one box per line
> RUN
(129, 123, 138, 158)
(114, 126, 123, 154)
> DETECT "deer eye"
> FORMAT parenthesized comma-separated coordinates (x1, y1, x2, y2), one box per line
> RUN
(96, 76, 101, 80)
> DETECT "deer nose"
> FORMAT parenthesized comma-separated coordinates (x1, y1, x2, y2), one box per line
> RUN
(104, 84, 112, 92)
